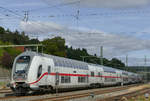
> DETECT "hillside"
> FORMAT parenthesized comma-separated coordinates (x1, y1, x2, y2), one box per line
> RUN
(0, 66, 11, 77)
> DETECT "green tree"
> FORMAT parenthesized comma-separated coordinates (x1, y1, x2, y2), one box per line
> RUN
(42, 37, 66, 57)
(1, 52, 13, 69)
(0, 26, 126, 70)
(109, 58, 125, 69)
(0, 41, 22, 68)
(0, 41, 4, 57)
(0, 27, 5, 34)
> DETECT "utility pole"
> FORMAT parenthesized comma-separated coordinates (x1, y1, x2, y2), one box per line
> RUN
(80, 56, 91, 62)
(144, 55, 147, 82)
(100, 46, 103, 65)
(144, 55, 147, 66)
(36, 46, 38, 53)
(80, 56, 98, 63)
(23, 11, 29, 22)
(82, 57, 85, 62)
(126, 55, 128, 67)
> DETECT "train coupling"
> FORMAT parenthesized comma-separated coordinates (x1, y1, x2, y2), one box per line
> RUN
(22, 83, 30, 88)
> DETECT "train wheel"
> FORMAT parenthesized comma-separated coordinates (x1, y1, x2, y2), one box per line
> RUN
(14, 87, 27, 96)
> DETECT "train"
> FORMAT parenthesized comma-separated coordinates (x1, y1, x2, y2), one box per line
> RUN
(8, 51, 142, 95)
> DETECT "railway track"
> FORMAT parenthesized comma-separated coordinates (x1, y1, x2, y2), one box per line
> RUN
(31, 84, 141, 101)
(0, 88, 11, 93)
(0, 89, 12, 94)
(101, 88, 150, 101)
(0, 84, 143, 101)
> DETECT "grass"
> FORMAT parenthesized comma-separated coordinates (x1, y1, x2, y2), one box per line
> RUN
(0, 81, 8, 88)
(129, 95, 150, 101)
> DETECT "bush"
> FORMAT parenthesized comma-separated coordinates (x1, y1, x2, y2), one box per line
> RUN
(1, 52, 13, 69)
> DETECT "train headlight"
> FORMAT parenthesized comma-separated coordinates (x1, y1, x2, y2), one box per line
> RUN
(145, 93, 149, 99)
(13, 74, 17, 79)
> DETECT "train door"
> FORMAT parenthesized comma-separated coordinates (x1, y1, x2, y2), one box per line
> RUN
(46, 65, 51, 84)
(97, 68, 103, 84)
(37, 57, 47, 85)
(86, 73, 89, 84)
(89, 65, 96, 85)
(37, 64, 43, 85)
(55, 72, 59, 86)
(46, 58, 54, 86)
(95, 68, 99, 83)
(90, 71, 96, 84)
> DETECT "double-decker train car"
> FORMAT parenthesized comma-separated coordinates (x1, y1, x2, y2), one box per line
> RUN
(8, 51, 142, 95)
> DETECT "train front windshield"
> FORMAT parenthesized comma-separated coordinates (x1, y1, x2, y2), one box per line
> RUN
(15, 56, 30, 73)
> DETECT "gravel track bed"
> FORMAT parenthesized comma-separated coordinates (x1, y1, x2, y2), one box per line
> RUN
(0, 84, 141, 101)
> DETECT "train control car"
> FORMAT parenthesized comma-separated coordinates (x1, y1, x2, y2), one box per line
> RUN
(8, 51, 142, 95)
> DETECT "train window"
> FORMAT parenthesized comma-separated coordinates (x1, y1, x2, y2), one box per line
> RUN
(70, 62, 73, 68)
(77, 64, 80, 69)
(68, 61, 72, 68)
(62, 61, 66, 67)
(79, 64, 81, 69)
(72, 63, 75, 69)
(15, 56, 30, 73)
(48, 66, 51, 74)
(61, 76, 71, 83)
(78, 77, 86, 83)
(66, 61, 68, 67)
(98, 72, 100, 76)
(98, 72, 103, 80)
(37, 65, 42, 78)
(73, 71, 76, 73)
(54, 59, 58, 66)
(57, 60, 61, 66)
(60, 61, 63, 67)
(61, 61, 64, 67)
(81, 65, 83, 69)
(86, 74, 89, 83)
(91, 72, 94, 77)
(65, 61, 68, 67)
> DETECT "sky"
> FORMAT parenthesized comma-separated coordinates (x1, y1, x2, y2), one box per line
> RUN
(1, 0, 150, 65)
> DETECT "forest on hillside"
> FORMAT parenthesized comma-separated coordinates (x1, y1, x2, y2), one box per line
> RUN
(0, 26, 134, 72)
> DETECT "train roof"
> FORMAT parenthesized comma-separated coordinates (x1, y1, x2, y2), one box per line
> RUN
(19, 51, 89, 70)
(88, 63, 116, 73)
(18, 51, 139, 75)
(102, 66, 116, 73)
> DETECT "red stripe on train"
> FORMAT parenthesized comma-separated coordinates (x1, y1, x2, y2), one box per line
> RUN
(29, 72, 121, 84)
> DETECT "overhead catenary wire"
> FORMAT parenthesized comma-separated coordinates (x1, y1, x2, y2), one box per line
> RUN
(0, 6, 150, 21)
(22, 9, 150, 19)
(0, 6, 23, 19)
(29, 0, 82, 12)
(0, 1, 150, 37)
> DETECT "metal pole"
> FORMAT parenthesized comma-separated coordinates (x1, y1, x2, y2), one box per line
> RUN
(83, 57, 85, 62)
(80, 56, 85, 62)
(36, 46, 38, 53)
(145, 55, 147, 66)
(42, 46, 43, 53)
(100, 46, 103, 65)
(126, 55, 128, 67)
(54, 68, 58, 95)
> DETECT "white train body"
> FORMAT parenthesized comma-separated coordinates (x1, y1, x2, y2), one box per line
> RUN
(9, 51, 141, 94)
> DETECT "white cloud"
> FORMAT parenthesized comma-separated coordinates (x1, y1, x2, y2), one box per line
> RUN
(45, 0, 150, 8)
(20, 21, 65, 34)
(20, 21, 150, 58)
